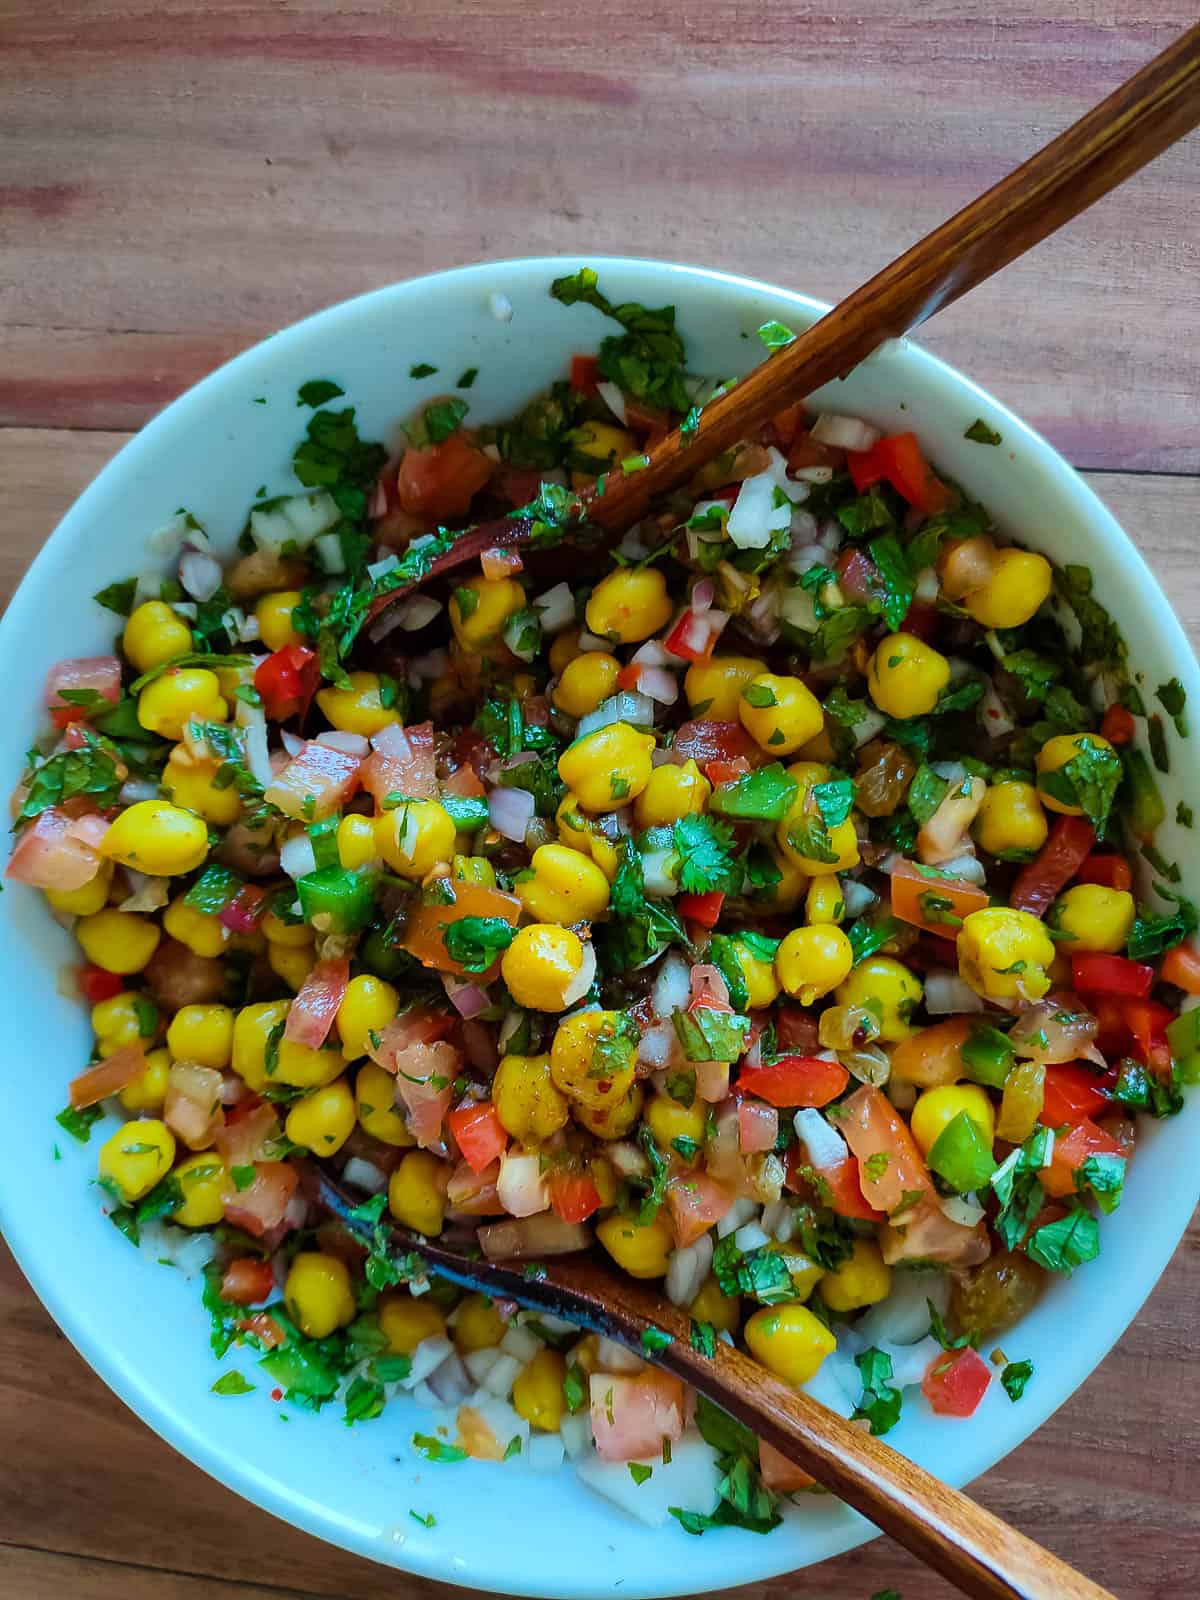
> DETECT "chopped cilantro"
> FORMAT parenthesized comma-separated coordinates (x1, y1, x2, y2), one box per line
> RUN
(1025, 1204, 1100, 1275)
(1001, 1359, 1033, 1401)
(964, 418, 1003, 445)
(408, 363, 438, 379)
(442, 915, 515, 972)
(628, 1461, 653, 1485)
(93, 577, 138, 616)
(411, 1432, 468, 1463)
(297, 378, 345, 408)
(211, 1370, 255, 1395)
(672, 813, 740, 895)
(1156, 677, 1188, 737)
(550, 268, 692, 414)
(56, 1103, 102, 1143)
(853, 1347, 902, 1436)
(756, 319, 795, 351)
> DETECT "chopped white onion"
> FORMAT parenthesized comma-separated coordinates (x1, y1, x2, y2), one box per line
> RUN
(443, 973, 490, 1019)
(576, 690, 655, 738)
(652, 952, 690, 1018)
(639, 847, 680, 897)
(637, 666, 679, 706)
(119, 779, 160, 806)
(171, 601, 198, 620)
(488, 785, 536, 843)
(810, 413, 881, 452)
(489, 291, 514, 322)
(793, 1107, 849, 1169)
(939, 1191, 986, 1227)
(180, 551, 223, 602)
(576, 1437, 723, 1529)
(533, 581, 575, 635)
(727, 469, 791, 550)
(561, 942, 597, 1008)
(397, 1336, 455, 1389)
(341, 1156, 388, 1194)
(691, 577, 715, 612)
(316, 730, 369, 756)
(282, 491, 341, 541)
(716, 1196, 758, 1239)
(237, 614, 261, 643)
(146, 512, 192, 560)
(763, 444, 810, 505)
(980, 678, 1016, 739)
(856, 1271, 949, 1348)
(851, 707, 888, 749)
(734, 1220, 771, 1253)
(915, 565, 940, 604)
(500, 1324, 544, 1364)
(577, 629, 611, 653)
(280, 729, 305, 758)
(595, 380, 627, 424)
(931, 760, 968, 783)
(118, 870, 170, 913)
(938, 853, 987, 885)
(592, 1336, 644, 1375)
(780, 583, 818, 632)
(792, 463, 834, 484)
(367, 553, 401, 582)
(481, 1352, 523, 1398)
(636, 1021, 677, 1069)
(665, 1232, 713, 1308)
(924, 971, 985, 1014)
(244, 722, 272, 788)
(496, 1151, 550, 1218)
(840, 877, 878, 917)
(280, 833, 317, 881)
(526, 1433, 566, 1474)
(882, 1334, 943, 1390)
(371, 722, 412, 758)
(463, 1347, 502, 1384)
(559, 1410, 594, 1460)
(427, 1351, 473, 1405)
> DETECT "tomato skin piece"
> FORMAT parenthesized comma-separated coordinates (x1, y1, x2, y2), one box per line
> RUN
(570, 353, 600, 395)
(1039, 1064, 1110, 1127)
(1040, 1117, 1125, 1198)
(254, 645, 319, 722)
(677, 890, 724, 928)
(548, 1168, 602, 1225)
(79, 963, 126, 1005)
(1100, 704, 1137, 745)
(771, 401, 805, 451)
(737, 1055, 849, 1109)
(1161, 942, 1200, 994)
(922, 1346, 991, 1417)
(1071, 952, 1154, 998)
(1009, 815, 1096, 916)
(1075, 853, 1133, 892)
(220, 1257, 276, 1306)
(448, 1101, 508, 1175)
(673, 720, 760, 767)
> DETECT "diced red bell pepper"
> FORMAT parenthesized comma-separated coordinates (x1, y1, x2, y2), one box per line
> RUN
(738, 1055, 850, 1109)
(570, 353, 601, 396)
(1125, 997, 1174, 1074)
(664, 609, 720, 663)
(220, 1257, 276, 1306)
(1071, 952, 1154, 998)
(1009, 815, 1096, 916)
(78, 964, 125, 1005)
(922, 1346, 991, 1417)
(1040, 1118, 1125, 1198)
(254, 644, 319, 723)
(846, 446, 886, 494)
(1039, 1064, 1110, 1127)
(447, 1100, 508, 1175)
(678, 890, 725, 928)
(1100, 704, 1137, 746)
(1075, 853, 1133, 892)
(1161, 942, 1200, 995)
(548, 1167, 603, 1225)
(849, 433, 951, 515)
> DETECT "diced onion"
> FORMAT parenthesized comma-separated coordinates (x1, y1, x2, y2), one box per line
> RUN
(631, 638, 674, 668)
(489, 291, 514, 322)
(488, 785, 535, 843)
(810, 413, 881, 452)
(652, 952, 690, 1018)
(442, 973, 490, 1019)
(577, 629, 612, 653)
(244, 722, 272, 788)
(727, 470, 792, 550)
(840, 877, 877, 917)
(180, 550, 223, 602)
(665, 1233, 713, 1308)
(367, 553, 401, 582)
(939, 1192, 986, 1227)
(914, 565, 940, 603)
(734, 1220, 771, 1253)
(397, 1336, 455, 1389)
(427, 1350, 473, 1405)
(924, 971, 985, 1015)
(576, 690, 655, 738)
(526, 1433, 566, 1474)
(119, 779, 160, 805)
(639, 848, 679, 897)
(691, 578, 715, 612)
(561, 942, 597, 1008)
(280, 833, 317, 881)
(500, 1324, 543, 1363)
(316, 731, 369, 756)
(793, 1107, 849, 1169)
(637, 666, 679, 706)
(342, 1156, 388, 1194)
(280, 729, 305, 758)
(716, 1196, 757, 1239)
(393, 596, 443, 632)
(480, 1352, 523, 1398)
(478, 1214, 591, 1259)
(533, 582, 575, 635)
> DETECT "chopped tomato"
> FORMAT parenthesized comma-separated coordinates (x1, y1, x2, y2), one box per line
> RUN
(1041, 1118, 1125, 1198)
(678, 890, 724, 928)
(775, 1008, 820, 1055)
(7, 807, 107, 893)
(673, 719, 760, 767)
(1039, 1064, 1110, 1127)
(238, 1311, 286, 1349)
(283, 956, 350, 1049)
(1071, 952, 1154, 998)
(899, 600, 939, 641)
(872, 432, 951, 515)
(785, 1145, 882, 1221)
(846, 446, 885, 494)
(547, 1167, 602, 1225)
(44, 654, 121, 712)
(448, 1100, 508, 1174)
(480, 544, 525, 581)
(1100, 704, 1137, 745)
(840, 1084, 933, 1215)
(664, 609, 723, 662)
(836, 546, 884, 606)
(223, 1162, 299, 1239)
(1124, 997, 1173, 1073)
(737, 1098, 779, 1153)
(494, 465, 545, 508)
(888, 860, 989, 942)
(401, 880, 522, 976)
(445, 1158, 505, 1216)
(220, 1257, 276, 1306)
(570, 353, 601, 396)
(69, 1044, 146, 1109)
(442, 762, 487, 799)
(922, 1346, 991, 1417)
(254, 644, 319, 722)
(1009, 815, 1096, 916)
(704, 757, 752, 785)
(79, 963, 125, 1005)
(738, 1055, 849, 1109)
(219, 881, 269, 934)
(264, 739, 361, 821)
(666, 1171, 735, 1247)
(396, 432, 492, 522)
(360, 721, 438, 804)
(759, 1438, 816, 1493)
(1075, 853, 1133, 892)
(1161, 942, 1200, 994)
(215, 1101, 280, 1167)
(770, 401, 805, 450)
(164, 1062, 224, 1151)
(590, 1370, 686, 1462)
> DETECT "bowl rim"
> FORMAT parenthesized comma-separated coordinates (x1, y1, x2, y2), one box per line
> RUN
(2, 253, 1198, 1598)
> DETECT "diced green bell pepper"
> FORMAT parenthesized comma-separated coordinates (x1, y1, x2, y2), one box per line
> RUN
(297, 866, 376, 934)
(1166, 1007, 1200, 1083)
(960, 1023, 1015, 1089)
(442, 794, 490, 832)
(708, 762, 798, 821)
(1123, 748, 1166, 839)
(927, 1111, 997, 1193)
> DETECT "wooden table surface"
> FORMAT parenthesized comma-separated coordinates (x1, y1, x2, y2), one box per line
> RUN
(2, 3, 1198, 1597)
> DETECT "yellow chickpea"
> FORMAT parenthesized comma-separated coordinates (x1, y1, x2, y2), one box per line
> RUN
(374, 799, 457, 878)
(162, 745, 243, 827)
(555, 798, 621, 882)
(166, 1004, 234, 1070)
(557, 722, 655, 812)
(174, 1153, 228, 1228)
(835, 955, 923, 1042)
(1036, 732, 1118, 817)
(957, 907, 1056, 1002)
(775, 925, 854, 1005)
(553, 653, 621, 719)
(163, 896, 230, 960)
(388, 1149, 448, 1236)
(285, 1079, 357, 1154)
(684, 655, 767, 721)
(76, 909, 161, 975)
(453, 1293, 507, 1353)
(516, 842, 611, 923)
(584, 567, 673, 644)
(100, 800, 210, 877)
(45, 859, 114, 917)
(1049, 884, 1136, 954)
(973, 780, 1049, 859)
(739, 673, 824, 755)
(285, 1252, 356, 1339)
(644, 1091, 706, 1153)
(501, 924, 589, 1012)
(355, 1061, 414, 1146)
(573, 1083, 644, 1140)
(118, 1047, 171, 1113)
(337, 974, 400, 1060)
(961, 550, 1053, 629)
(492, 1052, 570, 1143)
(337, 813, 378, 871)
(512, 1348, 568, 1431)
(867, 633, 951, 720)
(910, 1083, 996, 1156)
(633, 759, 711, 828)
(97, 1118, 175, 1202)
(136, 667, 227, 741)
(123, 600, 193, 674)
(550, 1010, 636, 1110)
(255, 590, 305, 652)
(449, 576, 526, 648)
(378, 1292, 446, 1353)
(568, 420, 636, 484)
(595, 1211, 674, 1278)
(744, 1304, 836, 1386)
(315, 671, 401, 738)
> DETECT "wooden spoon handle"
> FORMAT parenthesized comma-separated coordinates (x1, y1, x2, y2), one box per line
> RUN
(674, 1338, 1115, 1600)
(587, 21, 1200, 532)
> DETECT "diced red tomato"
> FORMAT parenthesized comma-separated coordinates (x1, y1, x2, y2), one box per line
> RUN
(737, 1098, 779, 1153)
(445, 1157, 505, 1215)
(44, 655, 121, 712)
(1041, 1118, 1125, 1198)
(264, 740, 361, 821)
(78, 963, 125, 1005)
(442, 762, 487, 799)
(283, 956, 349, 1049)
(1009, 815, 1096, 916)
(570, 353, 601, 396)
(220, 1257, 276, 1306)
(223, 1162, 299, 1239)
(899, 600, 939, 642)
(218, 881, 269, 933)
(840, 1084, 934, 1215)
(922, 1346, 991, 1417)
(238, 1311, 286, 1349)
(677, 890, 724, 928)
(846, 447, 885, 494)
(872, 433, 951, 515)
(215, 1101, 281, 1168)
(69, 1044, 146, 1109)
(758, 1438, 816, 1492)
(738, 1055, 849, 1109)
(7, 807, 107, 893)
(673, 720, 760, 767)
(1124, 997, 1174, 1074)
(665, 1171, 735, 1247)
(164, 1061, 224, 1151)
(1039, 1064, 1110, 1127)
(547, 1167, 603, 1225)
(775, 1008, 820, 1055)
(836, 546, 883, 606)
(664, 609, 724, 662)
(785, 1146, 882, 1221)
(396, 432, 492, 522)
(590, 1370, 686, 1463)
(770, 401, 805, 450)
(254, 644, 319, 723)
(448, 1100, 508, 1174)
(1071, 952, 1154, 998)
(401, 880, 522, 977)
(704, 757, 752, 785)
(1161, 942, 1200, 994)
(1100, 704, 1137, 746)
(359, 721, 438, 804)
(493, 465, 544, 508)
(1075, 853, 1133, 892)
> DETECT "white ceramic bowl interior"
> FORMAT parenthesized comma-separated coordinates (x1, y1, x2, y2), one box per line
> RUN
(1, 258, 1197, 1599)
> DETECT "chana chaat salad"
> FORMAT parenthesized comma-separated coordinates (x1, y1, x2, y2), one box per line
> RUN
(12, 269, 1200, 1533)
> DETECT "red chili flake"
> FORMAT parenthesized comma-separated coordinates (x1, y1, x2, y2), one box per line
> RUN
(271, 1387, 284, 1401)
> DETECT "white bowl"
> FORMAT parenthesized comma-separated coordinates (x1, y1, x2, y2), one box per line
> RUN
(1, 258, 1197, 1598)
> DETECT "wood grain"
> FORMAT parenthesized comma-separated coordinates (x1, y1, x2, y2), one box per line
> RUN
(1, 1, 1198, 471)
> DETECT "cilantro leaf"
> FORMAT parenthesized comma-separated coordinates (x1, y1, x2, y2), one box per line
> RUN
(853, 1347, 902, 1436)
(1025, 1203, 1100, 1275)
(867, 533, 914, 632)
(672, 814, 740, 895)
(1037, 734, 1123, 833)
(442, 915, 515, 973)
(94, 577, 138, 616)
(424, 397, 469, 442)
(964, 418, 1003, 445)
(297, 378, 345, 408)
(1001, 1359, 1033, 1401)
(550, 268, 692, 414)
(211, 1370, 255, 1395)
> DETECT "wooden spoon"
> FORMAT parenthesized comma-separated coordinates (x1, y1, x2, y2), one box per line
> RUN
(310, 1166, 1115, 1600)
(370, 20, 1200, 613)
